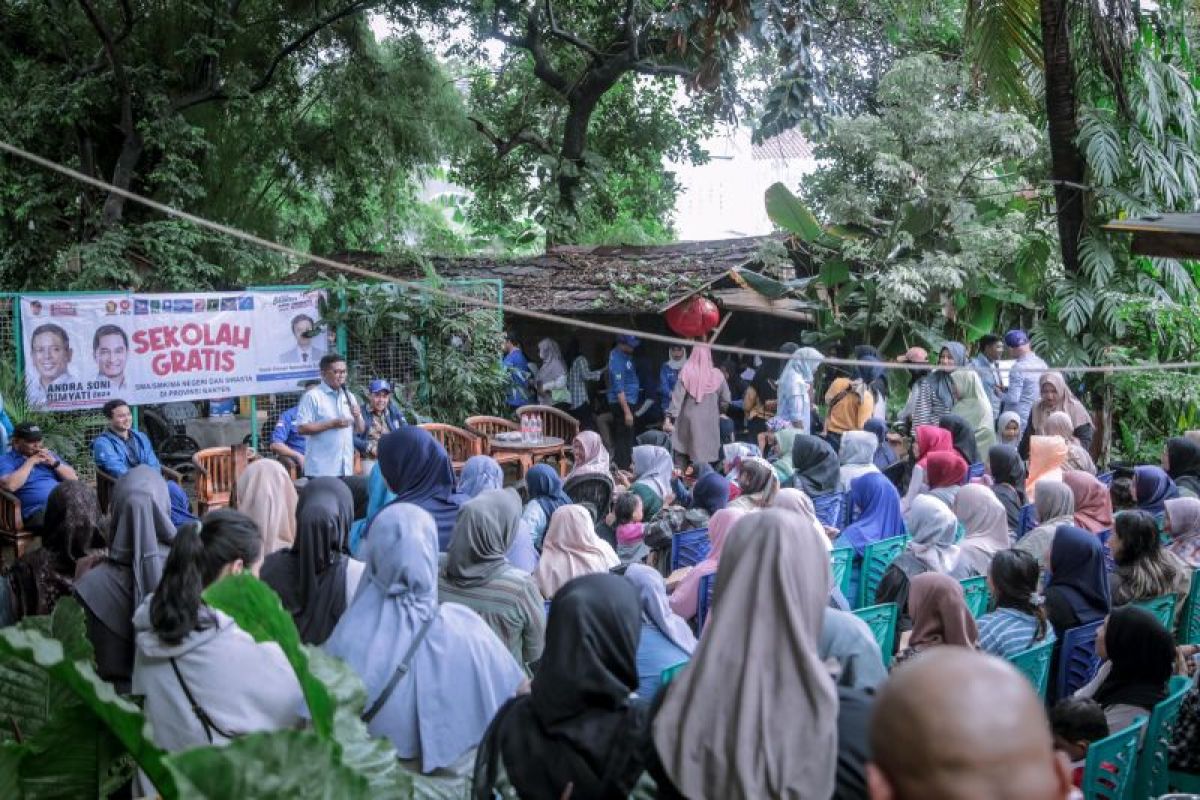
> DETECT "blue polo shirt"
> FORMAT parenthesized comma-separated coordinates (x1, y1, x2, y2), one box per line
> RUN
(270, 406, 307, 454)
(607, 347, 640, 404)
(0, 450, 65, 521)
(503, 349, 534, 408)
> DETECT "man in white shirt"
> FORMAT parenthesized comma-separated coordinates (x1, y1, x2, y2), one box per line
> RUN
(1001, 329, 1047, 437)
(295, 354, 364, 477)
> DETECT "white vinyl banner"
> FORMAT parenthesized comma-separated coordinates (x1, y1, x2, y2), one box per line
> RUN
(20, 290, 329, 410)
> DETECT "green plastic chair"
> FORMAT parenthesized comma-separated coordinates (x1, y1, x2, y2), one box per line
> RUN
(852, 602, 898, 668)
(1132, 675, 1192, 799)
(830, 546, 854, 601)
(960, 576, 990, 618)
(1081, 717, 1145, 800)
(1178, 570, 1200, 645)
(1168, 769, 1200, 794)
(660, 661, 688, 687)
(1130, 593, 1177, 631)
(858, 535, 910, 609)
(1006, 637, 1054, 700)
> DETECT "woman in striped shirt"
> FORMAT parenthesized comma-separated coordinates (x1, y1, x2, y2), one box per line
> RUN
(977, 549, 1055, 659)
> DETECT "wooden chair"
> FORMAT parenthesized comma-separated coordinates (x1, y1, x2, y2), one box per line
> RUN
(419, 423, 483, 474)
(464, 416, 525, 475)
(96, 465, 185, 514)
(514, 405, 579, 477)
(0, 489, 34, 561)
(192, 445, 251, 515)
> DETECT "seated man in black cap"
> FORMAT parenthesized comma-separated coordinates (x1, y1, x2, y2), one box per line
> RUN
(0, 422, 78, 531)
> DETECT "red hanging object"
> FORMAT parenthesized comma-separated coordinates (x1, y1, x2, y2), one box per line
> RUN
(665, 295, 720, 338)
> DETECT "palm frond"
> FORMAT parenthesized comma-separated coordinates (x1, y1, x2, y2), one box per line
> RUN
(963, 0, 1043, 110)
(1078, 108, 1125, 186)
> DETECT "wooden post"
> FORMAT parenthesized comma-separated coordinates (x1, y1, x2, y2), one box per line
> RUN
(707, 312, 733, 345)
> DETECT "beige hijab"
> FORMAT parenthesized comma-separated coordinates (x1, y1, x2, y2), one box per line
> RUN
(951, 484, 1010, 579)
(1042, 411, 1097, 474)
(236, 459, 298, 555)
(652, 509, 838, 799)
(772, 487, 832, 551)
(533, 504, 619, 599)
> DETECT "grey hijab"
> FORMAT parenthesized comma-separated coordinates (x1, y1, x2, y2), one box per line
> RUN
(75, 465, 177, 638)
(839, 430, 877, 467)
(625, 563, 697, 655)
(442, 489, 522, 588)
(933, 341, 967, 411)
(820, 607, 887, 690)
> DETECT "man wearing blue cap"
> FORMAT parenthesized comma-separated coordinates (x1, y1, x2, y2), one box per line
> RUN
(1000, 329, 1046, 437)
(608, 334, 642, 469)
(356, 378, 406, 459)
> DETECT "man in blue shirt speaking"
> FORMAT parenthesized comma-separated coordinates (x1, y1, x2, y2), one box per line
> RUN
(607, 334, 642, 469)
(0, 422, 78, 530)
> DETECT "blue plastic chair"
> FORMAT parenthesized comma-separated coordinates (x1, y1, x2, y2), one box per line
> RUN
(1133, 675, 1193, 799)
(1130, 593, 1177, 631)
(830, 547, 854, 600)
(1054, 620, 1103, 702)
(960, 576, 990, 618)
(852, 602, 898, 667)
(1097, 471, 1114, 486)
(1006, 638, 1055, 700)
(812, 492, 844, 529)
(966, 462, 985, 482)
(841, 490, 855, 527)
(1016, 503, 1037, 539)
(1178, 570, 1200, 644)
(1081, 717, 1145, 800)
(1098, 528, 1115, 574)
(670, 528, 710, 572)
(543, 600, 551, 617)
(696, 573, 717, 631)
(858, 535, 910, 609)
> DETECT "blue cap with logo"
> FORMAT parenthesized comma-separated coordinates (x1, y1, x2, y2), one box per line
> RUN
(617, 334, 641, 348)
(369, 379, 392, 394)
(1003, 329, 1030, 348)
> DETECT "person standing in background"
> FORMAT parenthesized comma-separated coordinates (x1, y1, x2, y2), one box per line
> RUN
(659, 345, 687, 411)
(295, 354, 364, 478)
(562, 338, 602, 431)
(1001, 329, 1047, 436)
(971, 334, 1005, 422)
(607, 335, 641, 470)
(533, 338, 570, 409)
(501, 332, 534, 410)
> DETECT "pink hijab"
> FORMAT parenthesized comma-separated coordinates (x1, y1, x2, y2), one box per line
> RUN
(565, 431, 610, 480)
(669, 508, 747, 620)
(679, 344, 724, 402)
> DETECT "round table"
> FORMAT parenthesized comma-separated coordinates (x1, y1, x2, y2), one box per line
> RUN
(488, 435, 567, 477)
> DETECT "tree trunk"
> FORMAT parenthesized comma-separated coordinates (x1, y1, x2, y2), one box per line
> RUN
(101, 129, 143, 227)
(1040, 0, 1086, 274)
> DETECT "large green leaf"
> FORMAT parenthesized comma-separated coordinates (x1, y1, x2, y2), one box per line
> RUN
(764, 182, 823, 241)
(165, 729, 371, 800)
(964, 295, 998, 341)
(0, 601, 91, 746)
(202, 575, 335, 739)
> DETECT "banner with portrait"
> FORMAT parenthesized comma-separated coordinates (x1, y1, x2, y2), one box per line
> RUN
(20, 290, 328, 410)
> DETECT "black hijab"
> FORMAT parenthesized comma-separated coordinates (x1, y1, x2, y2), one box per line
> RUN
(938, 414, 978, 465)
(791, 434, 841, 496)
(1093, 606, 1174, 711)
(260, 478, 353, 645)
(637, 429, 674, 458)
(1166, 436, 1200, 498)
(988, 444, 1027, 533)
(473, 573, 647, 800)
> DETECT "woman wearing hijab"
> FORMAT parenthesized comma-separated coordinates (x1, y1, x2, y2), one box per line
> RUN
(776, 346, 824, 433)
(1041, 412, 1096, 474)
(997, 411, 1023, 446)
(665, 344, 730, 470)
(742, 359, 778, 452)
(1044, 525, 1111, 641)
(838, 429, 881, 492)
(644, 471, 729, 579)
(75, 465, 177, 693)
(522, 463, 574, 550)
(901, 425, 961, 511)
(791, 433, 842, 498)
(628, 445, 674, 504)
(375, 427, 465, 552)
(652, 509, 839, 800)
(1, 481, 106, 625)
(1165, 496, 1200, 566)
(728, 456, 780, 511)
(923, 450, 968, 510)
(659, 345, 688, 410)
(1031, 372, 1094, 451)
(1073, 606, 1175, 734)
(439, 489, 545, 673)
(1165, 436, 1200, 498)
(720, 442, 759, 483)
(902, 342, 969, 430)
(976, 550, 1055, 659)
(823, 372, 875, 444)
(819, 608, 888, 690)
(1108, 509, 1192, 614)
(1027, 436, 1068, 501)
(877, 495, 961, 636)
(625, 564, 696, 699)
(950, 369, 996, 455)
(837, 473, 905, 557)
(473, 573, 653, 799)
(893, 572, 979, 666)
(566, 431, 611, 481)
(938, 413, 980, 467)
(1133, 465, 1179, 517)
(1063, 471, 1114, 534)
(770, 427, 801, 484)
(988, 444, 1028, 537)
(259, 479, 363, 646)
(950, 484, 1010, 579)
(458, 455, 504, 499)
(535, 505, 620, 599)
(669, 508, 746, 621)
(235, 458, 298, 559)
(535, 338, 570, 408)
(325, 503, 524, 781)
(131, 510, 304, 793)
(854, 344, 889, 423)
(1014, 480, 1077, 570)
(864, 418, 897, 471)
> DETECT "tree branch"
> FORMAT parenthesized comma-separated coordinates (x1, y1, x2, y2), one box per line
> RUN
(489, 6, 573, 97)
(469, 116, 554, 157)
(543, 0, 602, 60)
(630, 61, 694, 79)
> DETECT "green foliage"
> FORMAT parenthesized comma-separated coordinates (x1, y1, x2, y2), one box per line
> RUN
(0, 359, 104, 475)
